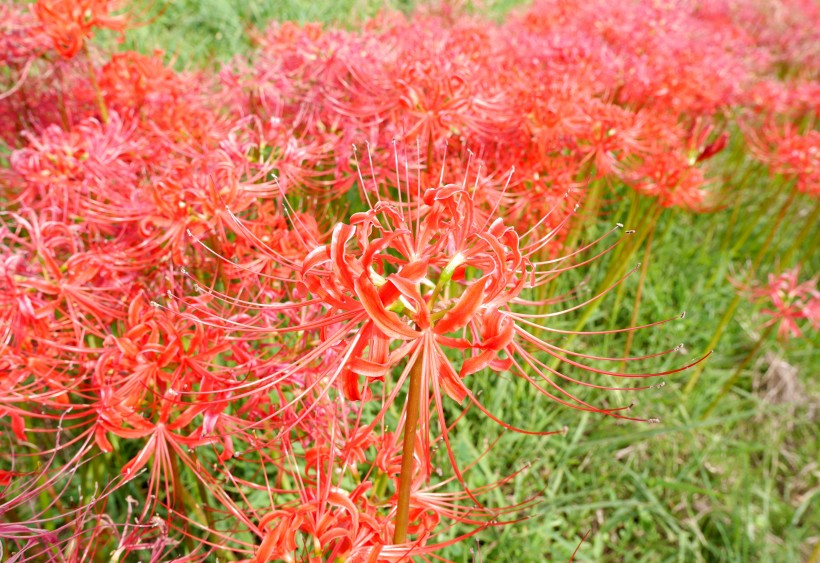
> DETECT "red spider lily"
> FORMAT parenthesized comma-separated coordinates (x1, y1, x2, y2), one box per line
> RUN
(219, 4, 769, 218)
(100, 51, 223, 141)
(31, 0, 128, 59)
(510, 0, 757, 115)
(627, 151, 712, 209)
(743, 79, 820, 119)
(685, 118, 729, 165)
(250, 485, 391, 563)
(729, 0, 820, 75)
(746, 123, 820, 198)
(0, 5, 52, 66)
(181, 151, 706, 548)
(9, 115, 146, 226)
(744, 267, 819, 341)
(193, 169, 687, 423)
(99, 51, 177, 110)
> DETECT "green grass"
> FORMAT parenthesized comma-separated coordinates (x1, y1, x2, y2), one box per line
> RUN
(96, 1, 820, 561)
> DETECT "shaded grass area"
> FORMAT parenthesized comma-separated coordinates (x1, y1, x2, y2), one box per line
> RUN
(97, 1, 820, 561)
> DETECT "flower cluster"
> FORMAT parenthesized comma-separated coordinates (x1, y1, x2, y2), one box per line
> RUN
(0, 0, 818, 560)
(740, 268, 820, 341)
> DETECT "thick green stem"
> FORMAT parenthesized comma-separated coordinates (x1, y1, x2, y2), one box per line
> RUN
(685, 186, 798, 394)
(801, 226, 820, 265)
(393, 352, 424, 544)
(538, 170, 600, 306)
(700, 324, 775, 420)
(708, 198, 744, 288)
(809, 536, 820, 563)
(602, 198, 661, 296)
(564, 176, 604, 259)
(712, 163, 759, 279)
(169, 452, 199, 554)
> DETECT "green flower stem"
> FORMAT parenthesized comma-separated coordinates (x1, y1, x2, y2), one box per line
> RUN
(429, 254, 465, 308)
(729, 184, 781, 256)
(537, 172, 600, 304)
(601, 195, 661, 297)
(370, 470, 389, 504)
(780, 200, 819, 267)
(169, 452, 199, 553)
(809, 537, 820, 563)
(563, 177, 605, 260)
(800, 225, 820, 265)
(685, 186, 798, 394)
(700, 323, 775, 420)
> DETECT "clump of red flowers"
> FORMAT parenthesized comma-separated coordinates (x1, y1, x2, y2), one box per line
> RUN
(0, 0, 818, 560)
(742, 267, 819, 341)
(32, 0, 128, 58)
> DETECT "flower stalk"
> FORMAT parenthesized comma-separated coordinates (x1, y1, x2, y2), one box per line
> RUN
(84, 45, 108, 124)
(685, 185, 799, 394)
(780, 200, 820, 267)
(700, 323, 775, 419)
(394, 350, 425, 545)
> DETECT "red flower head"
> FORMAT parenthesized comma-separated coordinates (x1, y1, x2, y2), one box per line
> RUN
(31, 0, 128, 59)
(1, 5, 52, 65)
(181, 153, 706, 548)
(747, 123, 820, 198)
(750, 267, 819, 341)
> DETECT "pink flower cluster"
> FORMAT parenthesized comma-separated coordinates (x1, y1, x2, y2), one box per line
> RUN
(745, 268, 819, 341)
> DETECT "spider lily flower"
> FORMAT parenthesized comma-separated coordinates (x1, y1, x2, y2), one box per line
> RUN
(0, 5, 52, 66)
(685, 118, 728, 165)
(746, 123, 820, 198)
(744, 267, 819, 341)
(31, 0, 128, 59)
(200, 163, 700, 422)
(181, 153, 706, 547)
(627, 150, 713, 210)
